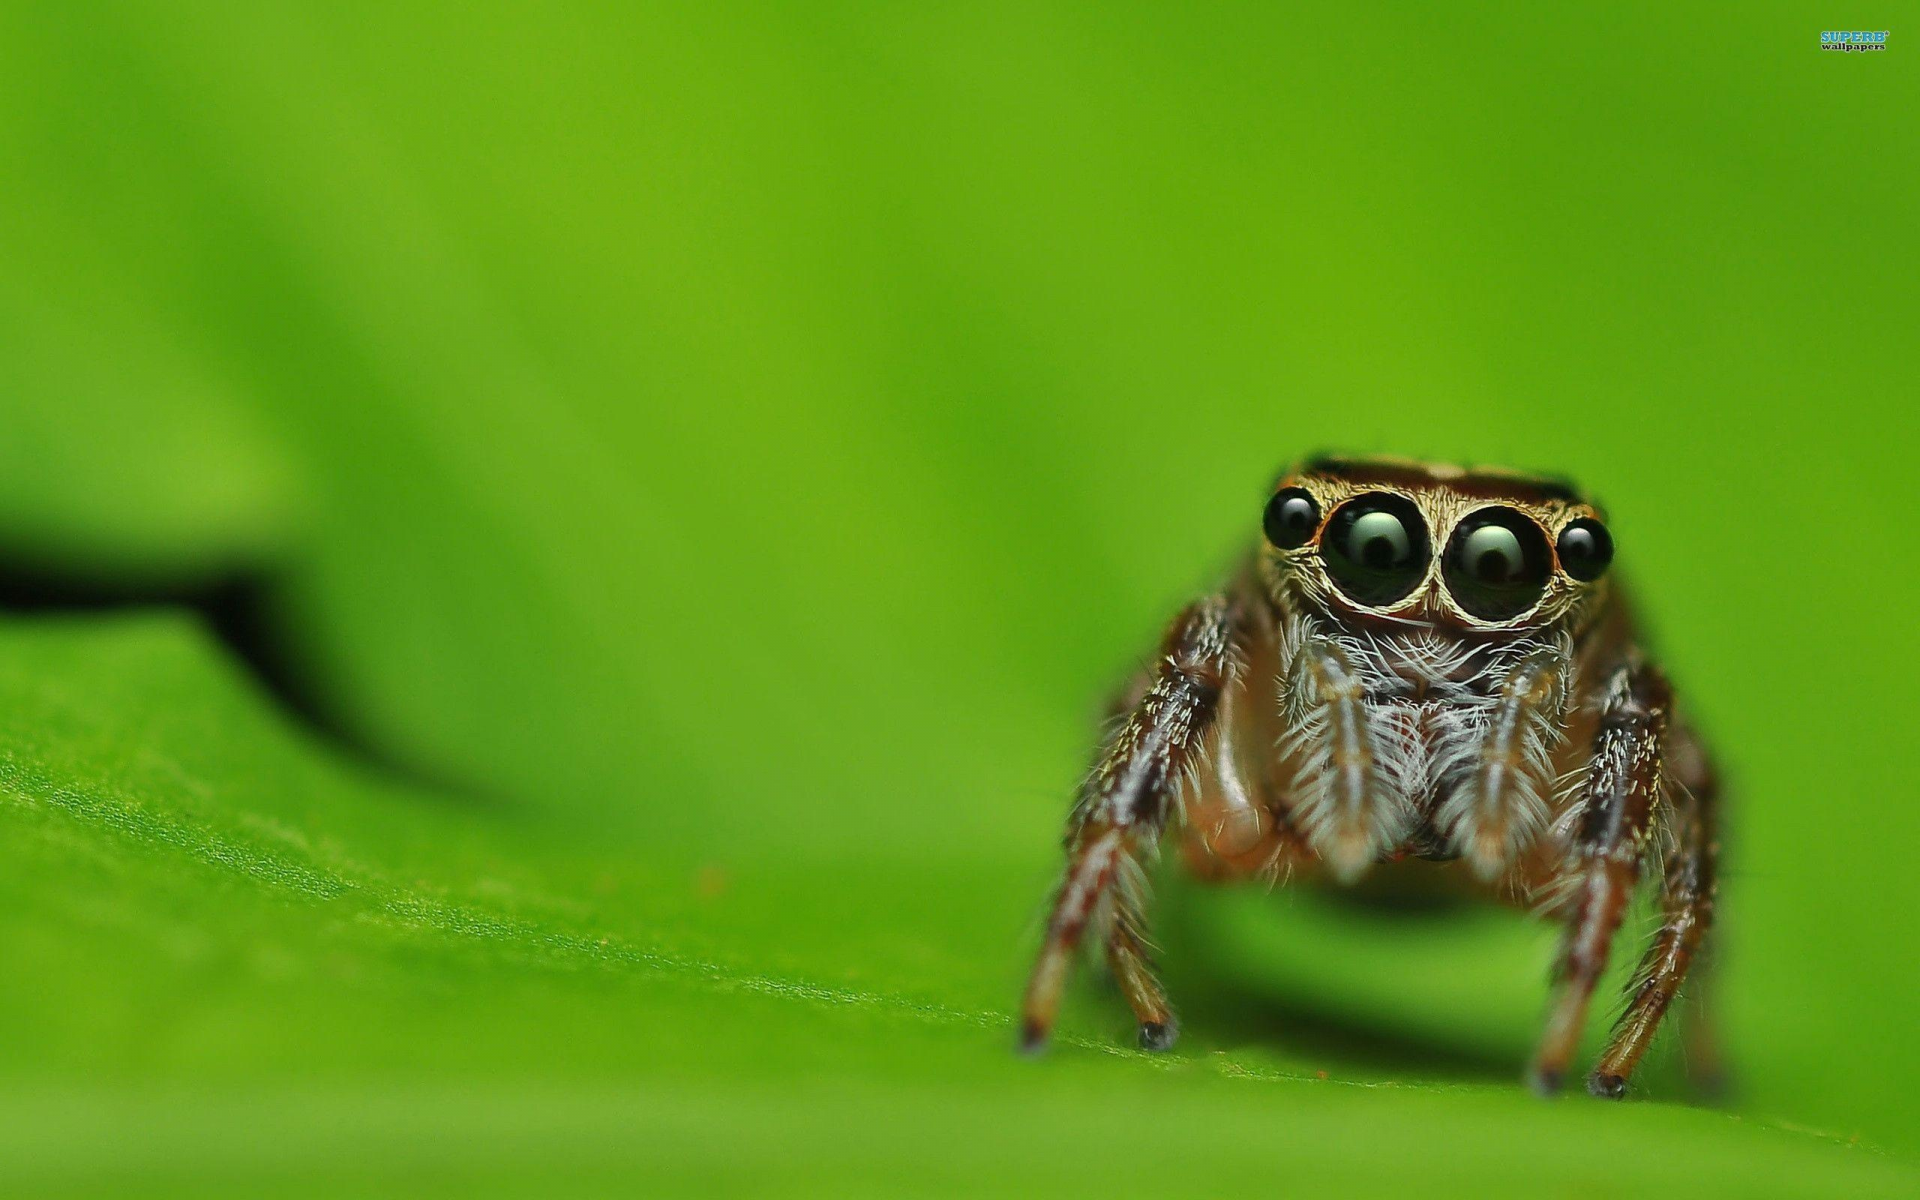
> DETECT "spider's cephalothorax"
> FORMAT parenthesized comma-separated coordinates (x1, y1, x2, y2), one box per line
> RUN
(1019, 456, 1721, 1100)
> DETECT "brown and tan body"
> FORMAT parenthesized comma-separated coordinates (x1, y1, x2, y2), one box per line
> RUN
(1019, 456, 1721, 1099)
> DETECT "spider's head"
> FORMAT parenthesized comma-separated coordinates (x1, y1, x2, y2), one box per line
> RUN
(1257, 454, 1614, 634)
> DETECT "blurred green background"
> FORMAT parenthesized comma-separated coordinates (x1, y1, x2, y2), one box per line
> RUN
(0, 3, 1914, 1195)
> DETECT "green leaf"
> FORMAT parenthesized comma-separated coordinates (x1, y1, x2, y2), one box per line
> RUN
(0, 3, 1915, 1195)
(0, 615, 1904, 1196)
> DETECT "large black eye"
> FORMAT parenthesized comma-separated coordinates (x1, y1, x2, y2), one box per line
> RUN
(1443, 507, 1552, 621)
(1263, 487, 1320, 549)
(1557, 518, 1614, 582)
(1321, 492, 1429, 607)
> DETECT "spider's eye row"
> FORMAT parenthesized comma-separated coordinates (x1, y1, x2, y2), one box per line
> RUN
(1321, 492, 1428, 607)
(1557, 518, 1614, 582)
(1262, 487, 1320, 550)
(1444, 507, 1552, 621)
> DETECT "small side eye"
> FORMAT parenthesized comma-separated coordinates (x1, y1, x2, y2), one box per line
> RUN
(1263, 487, 1320, 550)
(1443, 508, 1551, 621)
(1321, 492, 1429, 606)
(1557, 518, 1614, 582)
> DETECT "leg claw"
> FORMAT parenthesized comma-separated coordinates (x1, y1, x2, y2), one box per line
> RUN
(1017, 1020, 1049, 1058)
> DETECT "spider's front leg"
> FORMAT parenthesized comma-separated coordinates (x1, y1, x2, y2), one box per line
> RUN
(1529, 659, 1671, 1097)
(1019, 595, 1241, 1055)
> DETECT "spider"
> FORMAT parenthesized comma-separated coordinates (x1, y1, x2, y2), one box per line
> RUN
(1019, 455, 1721, 1099)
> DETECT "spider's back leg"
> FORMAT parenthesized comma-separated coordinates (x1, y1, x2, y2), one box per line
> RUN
(1590, 714, 1722, 1097)
(1530, 658, 1670, 1096)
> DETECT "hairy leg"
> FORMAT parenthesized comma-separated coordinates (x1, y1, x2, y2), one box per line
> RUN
(1530, 660, 1670, 1096)
(1672, 722, 1730, 1097)
(1589, 719, 1721, 1097)
(1277, 616, 1413, 881)
(1435, 639, 1570, 880)
(1020, 596, 1240, 1054)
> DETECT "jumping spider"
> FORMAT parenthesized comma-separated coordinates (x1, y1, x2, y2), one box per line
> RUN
(1020, 456, 1721, 1099)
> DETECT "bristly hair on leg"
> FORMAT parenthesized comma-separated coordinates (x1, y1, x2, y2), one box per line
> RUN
(1083, 680, 1230, 966)
(1434, 636, 1573, 880)
(1276, 612, 1416, 880)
